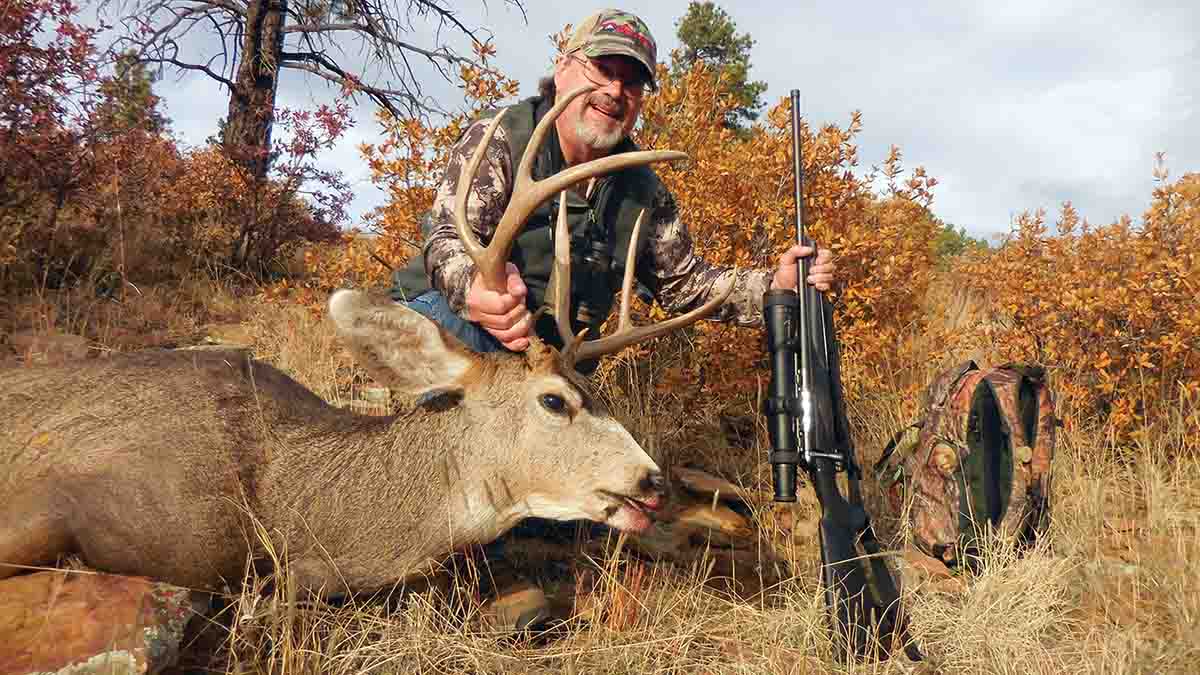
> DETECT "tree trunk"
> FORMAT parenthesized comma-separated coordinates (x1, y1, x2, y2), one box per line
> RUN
(224, 0, 286, 271)
(223, 0, 286, 180)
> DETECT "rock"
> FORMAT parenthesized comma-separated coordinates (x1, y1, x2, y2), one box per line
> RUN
(772, 507, 820, 540)
(672, 502, 756, 546)
(672, 466, 756, 504)
(672, 466, 819, 509)
(200, 322, 255, 349)
(340, 400, 390, 416)
(362, 386, 390, 404)
(0, 571, 204, 675)
(9, 331, 90, 364)
(899, 547, 964, 593)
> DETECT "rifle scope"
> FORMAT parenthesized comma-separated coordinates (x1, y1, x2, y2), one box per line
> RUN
(763, 289, 801, 502)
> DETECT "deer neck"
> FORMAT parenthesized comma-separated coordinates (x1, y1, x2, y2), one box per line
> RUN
(261, 403, 528, 555)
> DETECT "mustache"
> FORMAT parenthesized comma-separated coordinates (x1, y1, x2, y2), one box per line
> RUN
(585, 93, 625, 116)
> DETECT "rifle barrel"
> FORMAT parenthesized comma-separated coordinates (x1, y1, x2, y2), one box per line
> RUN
(790, 89, 814, 460)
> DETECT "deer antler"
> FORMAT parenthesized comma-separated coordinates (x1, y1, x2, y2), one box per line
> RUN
(552, 192, 736, 369)
(454, 85, 689, 292)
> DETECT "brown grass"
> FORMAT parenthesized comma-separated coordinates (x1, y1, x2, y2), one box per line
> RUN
(4, 274, 1196, 675)
(188, 426, 1196, 675)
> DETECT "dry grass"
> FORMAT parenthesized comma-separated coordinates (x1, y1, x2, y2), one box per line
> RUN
(1, 273, 249, 356)
(3, 275, 1196, 674)
(183, 404, 1195, 675)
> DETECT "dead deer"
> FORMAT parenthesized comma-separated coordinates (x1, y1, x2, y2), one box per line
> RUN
(0, 85, 734, 599)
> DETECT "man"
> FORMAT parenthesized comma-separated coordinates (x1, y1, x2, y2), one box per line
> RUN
(387, 8, 836, 632)
(391, 8, 835, 366)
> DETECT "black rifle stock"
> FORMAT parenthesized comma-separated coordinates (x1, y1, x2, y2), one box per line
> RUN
(761, 89, 922, 662)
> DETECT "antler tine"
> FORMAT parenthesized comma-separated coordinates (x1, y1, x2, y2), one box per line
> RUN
(614, 210, 651, 332)
(559, 207, 736, 368)
(552, 193, 590, 354)
(552, 193, 581, 346)
(453, 111, 510, 290)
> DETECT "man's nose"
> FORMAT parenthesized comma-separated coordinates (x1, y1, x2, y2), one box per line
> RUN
(596, 78, 628, 99)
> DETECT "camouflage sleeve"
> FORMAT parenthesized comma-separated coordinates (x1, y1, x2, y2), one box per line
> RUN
(637, 186, 775, 328)
(422, 119, 515, 316)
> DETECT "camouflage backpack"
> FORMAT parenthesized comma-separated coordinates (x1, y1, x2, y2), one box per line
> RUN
(872, 361, 1058, 568)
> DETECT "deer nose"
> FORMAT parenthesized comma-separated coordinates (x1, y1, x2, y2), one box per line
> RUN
(642, 470, 667, 494)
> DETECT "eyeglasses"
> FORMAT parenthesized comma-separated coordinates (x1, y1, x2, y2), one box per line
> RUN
(568, 54, 651, 99)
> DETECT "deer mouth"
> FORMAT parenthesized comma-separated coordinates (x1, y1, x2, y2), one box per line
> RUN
(600, 491, 663, 533)
(602, 491, 662, 514)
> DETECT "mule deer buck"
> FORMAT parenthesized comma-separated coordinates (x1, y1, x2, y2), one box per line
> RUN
(0, 85, 733, 600)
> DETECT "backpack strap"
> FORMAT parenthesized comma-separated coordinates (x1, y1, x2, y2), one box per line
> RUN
(973, 363, 1057, 546)
(872, 418, 925, 487)
(872, 360, 979, 485)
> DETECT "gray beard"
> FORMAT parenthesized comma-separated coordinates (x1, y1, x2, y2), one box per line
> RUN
(574, 116, 623, 151)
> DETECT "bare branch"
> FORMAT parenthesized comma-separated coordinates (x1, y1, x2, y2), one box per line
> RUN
(141, 55, 237, 89)
(279, 0, 525, 114)
(107, 1, 242, 85)
(280, 22, 465, 65)
(101, 0, 528, 121)
(408, 0, 481, 45)
(280, 57, 413, 118)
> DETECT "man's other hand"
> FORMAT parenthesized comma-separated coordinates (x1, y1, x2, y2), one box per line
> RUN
(771, 244, 835, 293)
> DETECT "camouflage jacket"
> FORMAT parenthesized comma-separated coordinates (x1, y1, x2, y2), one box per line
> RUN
(417, 101, 776, 329)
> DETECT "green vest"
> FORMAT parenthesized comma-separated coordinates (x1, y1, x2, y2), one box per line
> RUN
(390, 94, 664, 354)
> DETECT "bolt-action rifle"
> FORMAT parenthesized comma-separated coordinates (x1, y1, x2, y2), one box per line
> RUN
(761, 89, 922, 662)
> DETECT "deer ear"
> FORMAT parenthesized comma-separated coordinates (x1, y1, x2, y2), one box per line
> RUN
(327, 289, 476, 398)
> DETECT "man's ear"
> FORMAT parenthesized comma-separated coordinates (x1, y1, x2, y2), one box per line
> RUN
(552, 54, 569, 83)
(326, 289, 477, 399)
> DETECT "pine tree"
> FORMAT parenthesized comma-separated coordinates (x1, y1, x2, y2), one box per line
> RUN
(671, 2, 767, 130)
(95, 51, 169, 135)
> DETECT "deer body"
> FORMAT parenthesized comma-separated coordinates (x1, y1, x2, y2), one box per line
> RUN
(0, 347, 507, 592)
(0, 85, 731, 599)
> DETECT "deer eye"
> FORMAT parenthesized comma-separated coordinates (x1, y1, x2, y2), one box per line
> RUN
(540, 393, 568, 415)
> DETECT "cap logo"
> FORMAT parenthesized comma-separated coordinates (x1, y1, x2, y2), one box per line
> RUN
(597, 19, 654, 53)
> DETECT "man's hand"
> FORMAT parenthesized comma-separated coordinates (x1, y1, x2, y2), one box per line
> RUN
(465, 262, 533, 351)
(771, 243, 835, 292)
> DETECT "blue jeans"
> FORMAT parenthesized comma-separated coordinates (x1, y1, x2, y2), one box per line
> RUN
(402, 290, 503, 354)
(399, 290, 606, 555)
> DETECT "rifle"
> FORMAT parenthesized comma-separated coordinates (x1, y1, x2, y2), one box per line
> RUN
(761, 89, 922, 663)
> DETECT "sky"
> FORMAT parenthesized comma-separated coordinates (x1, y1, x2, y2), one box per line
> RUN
(98, 1, 1198, 242)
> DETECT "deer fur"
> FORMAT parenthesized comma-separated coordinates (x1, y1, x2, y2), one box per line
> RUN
(0, 289, 666, 597)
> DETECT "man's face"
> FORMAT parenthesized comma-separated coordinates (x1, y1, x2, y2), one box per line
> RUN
(554, 53, 649, 153)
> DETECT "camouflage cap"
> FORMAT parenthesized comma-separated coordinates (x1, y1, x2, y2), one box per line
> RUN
(563, 9, 659, 90)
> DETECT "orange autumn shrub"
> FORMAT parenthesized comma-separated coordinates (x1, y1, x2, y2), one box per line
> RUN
(633, 61, 942, 411)
(69, 130, 187, 283)
(956, 163, 1200, 437)
(3, 0, 349, 294)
